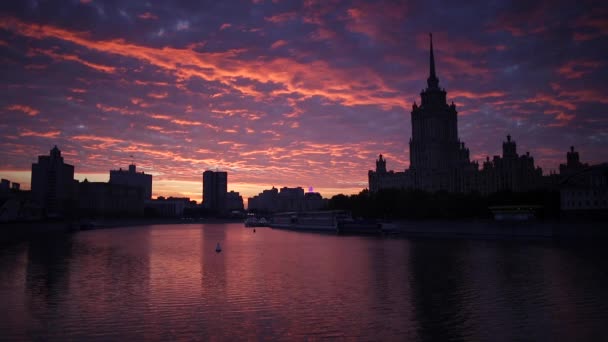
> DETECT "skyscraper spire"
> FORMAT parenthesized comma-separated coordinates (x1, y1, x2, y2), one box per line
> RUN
(427, 32, 439, 89)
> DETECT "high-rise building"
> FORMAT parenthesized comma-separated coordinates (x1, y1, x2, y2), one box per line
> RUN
(202, 170, 227, 213)
(368, 34, 544, 194)
(408, 34, 478, 192)
(109, 164, 153, 199)
(31, 145, 75, 216)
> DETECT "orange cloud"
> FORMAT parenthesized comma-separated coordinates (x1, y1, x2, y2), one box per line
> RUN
(20, 129, 60, 138)
(148, 91, 169, 99)
(96, 103, 139, 115)
(0, 17, 406, 109)
(72, 135, 125, 144)
(32, 48, 116, 74)
(6, 104, 39, 116)
(451, 90, 506, 99)
(171, 119, 202, 126)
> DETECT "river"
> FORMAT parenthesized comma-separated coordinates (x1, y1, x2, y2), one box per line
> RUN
(1, 223, 607, 340)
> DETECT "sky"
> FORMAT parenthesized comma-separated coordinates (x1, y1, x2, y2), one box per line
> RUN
(1, 0, 607, 203)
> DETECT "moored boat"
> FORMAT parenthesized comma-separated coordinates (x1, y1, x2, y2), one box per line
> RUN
(270, 210, 351, 232)
(244, 216, 258, 227)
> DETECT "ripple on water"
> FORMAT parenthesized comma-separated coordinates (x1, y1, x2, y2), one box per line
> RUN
(1, 224, 608, 340)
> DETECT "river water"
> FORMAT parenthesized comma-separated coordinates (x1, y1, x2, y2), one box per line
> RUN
(1, 223, 607, 341)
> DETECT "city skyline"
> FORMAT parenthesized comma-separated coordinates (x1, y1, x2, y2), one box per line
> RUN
(1, 1, 608, 203)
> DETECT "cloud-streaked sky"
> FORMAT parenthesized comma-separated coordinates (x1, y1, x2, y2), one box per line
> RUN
(1, 0, 607, 203)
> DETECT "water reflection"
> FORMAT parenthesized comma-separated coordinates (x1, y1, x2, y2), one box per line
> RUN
(0, 242, 29, 340)
(409, 239, 473, 341)
(25, 234, 73, 339)
(0, 224, 607, 340)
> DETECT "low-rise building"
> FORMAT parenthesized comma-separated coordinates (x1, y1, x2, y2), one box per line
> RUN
(77, 180, 144, 217)
(560, 163, 608, 215)
(145, 196, 194, 217)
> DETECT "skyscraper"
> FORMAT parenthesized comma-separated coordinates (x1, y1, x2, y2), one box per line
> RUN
(202, 170, 227, 213)
(409, 33, 478, 192)
(368, 34, 543, 194)
(31, 145, 75, 216)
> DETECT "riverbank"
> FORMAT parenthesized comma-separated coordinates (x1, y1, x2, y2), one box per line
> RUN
(0, 217, 245, 242)
(2, 217, 606, 243)
(390, 219, 608, 239)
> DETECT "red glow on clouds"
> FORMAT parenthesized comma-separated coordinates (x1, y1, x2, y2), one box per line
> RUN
(6, 104, 39, 116)
(0, 2, 607, 202)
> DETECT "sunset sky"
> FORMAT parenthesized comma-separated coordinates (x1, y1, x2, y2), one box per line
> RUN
(1, 1, 607, 203)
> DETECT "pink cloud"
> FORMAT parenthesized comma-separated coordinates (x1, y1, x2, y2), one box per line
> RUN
(265, 12, 297, 23)
(557, 60, 602, 79)
(6, 104, 40, 116)
(270, 40, 287, 49)
(138, 12, 158, 20)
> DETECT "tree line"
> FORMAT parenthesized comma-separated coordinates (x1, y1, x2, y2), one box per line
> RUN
(327, 188, 561, 219)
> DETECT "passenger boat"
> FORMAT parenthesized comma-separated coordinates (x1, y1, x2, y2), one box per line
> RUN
(489, 205, 541, 221)
(337, 219, 382, 234)
(244, 216, 258, 227)
(270, 210, 351, 232)
(244, 216, 269, 227)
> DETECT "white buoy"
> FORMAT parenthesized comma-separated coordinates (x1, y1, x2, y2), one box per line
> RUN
(215, 242, 222, 253)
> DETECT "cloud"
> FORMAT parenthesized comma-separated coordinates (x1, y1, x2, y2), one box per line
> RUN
(30, 48, 116, 74)
(557, 60, 602, 79)
(138, 12, 158, 20)
(20, 129, 61, 138)
(0, 17, 406, 109)
(147, 91, 169, 99)
(270, 40, 288, 49)
(265, 12, 298, 23)
(176, 20, 190, 31)
(6, 104, 39, 116)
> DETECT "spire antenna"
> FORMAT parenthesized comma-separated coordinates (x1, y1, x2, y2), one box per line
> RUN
(430, 33, 436, 78)
(427, 32, 439, 89)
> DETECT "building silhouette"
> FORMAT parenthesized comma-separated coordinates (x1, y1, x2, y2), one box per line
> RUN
(559, 146, 589, 177)
(560, 163, 608, 214)
(248, 186, 326, 212)
(109, 164, 152, 200)
(226, 190, 244, 211)
(247, 187, 279, 212)
(31, 146, 75, 216)
(369, 34, 546, 194)
(408, 33, 478, 192)
(202, 170, 228, 213)
(0, 178, 40, 221)
(145, 196, 195, 217)
(477, 135, 544, 193)
(78, 179, 144, 217)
